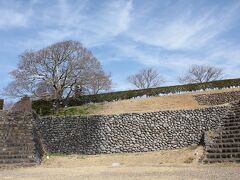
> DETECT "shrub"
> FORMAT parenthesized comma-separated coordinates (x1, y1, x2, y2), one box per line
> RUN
(0, 99, 4, 110)
(32, 99, 54, 116)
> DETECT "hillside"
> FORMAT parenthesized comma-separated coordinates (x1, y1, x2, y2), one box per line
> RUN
(55, 87, 240, 116)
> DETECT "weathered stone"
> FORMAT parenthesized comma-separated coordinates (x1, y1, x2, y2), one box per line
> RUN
(11, 96, 32, 112)
(35, 106, 229, 154)
(194, 91, 240, 106)
(0, 110, 42, 166)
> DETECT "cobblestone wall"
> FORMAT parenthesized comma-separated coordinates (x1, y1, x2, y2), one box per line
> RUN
(194, 91, 240, 105)
(36, 106, 229, 154)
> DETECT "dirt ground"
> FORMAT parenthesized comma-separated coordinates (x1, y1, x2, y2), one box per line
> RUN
(1, 146, 240, 180)
(95, 88, 240, 115)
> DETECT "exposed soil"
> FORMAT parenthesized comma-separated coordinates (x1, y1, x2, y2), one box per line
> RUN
(1, 146, 240, 180)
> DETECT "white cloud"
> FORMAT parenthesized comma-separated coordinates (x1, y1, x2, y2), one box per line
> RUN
(1, 0, 240, 88)
(0, 9, 31, 28)
(203, 43, 240, 78)
(127, 2, 240, 50)
(0, 0, 35, 28)
(29, 0, 133, 48)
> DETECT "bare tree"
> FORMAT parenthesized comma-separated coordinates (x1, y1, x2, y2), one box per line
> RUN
(127, 67, 165, 89)
(4, 40, 112, 107)
(178, 65, 224, 84)
(75, 56, 112, 95)
(83, 72, 112, 95)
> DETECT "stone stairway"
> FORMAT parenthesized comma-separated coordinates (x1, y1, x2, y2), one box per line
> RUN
(203, 101, 240, 163)
(0, 111, 40, 168)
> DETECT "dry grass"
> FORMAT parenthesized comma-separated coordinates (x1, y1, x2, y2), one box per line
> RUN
(91, 88, 240, 115)
(97, 93, 201, 115)
(54, 88, 240, 116)
(42, 145, 203, 168)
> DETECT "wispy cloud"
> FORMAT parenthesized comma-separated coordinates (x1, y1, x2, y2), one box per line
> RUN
(0, 9, 31, 29)
(127, 1, 240, 50)
(0, 10, 28, 28)
(0, 0, 240, 90)
(28, 0, 133, 48)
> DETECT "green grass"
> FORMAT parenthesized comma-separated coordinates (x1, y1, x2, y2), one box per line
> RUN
(54, 103, 104, 116)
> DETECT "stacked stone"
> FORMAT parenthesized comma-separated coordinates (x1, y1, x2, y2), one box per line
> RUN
(0, 111, 39, 167)
(203, 101, 240, 163)
(36, 106, 229, 154)
(194, 91, 240, 106)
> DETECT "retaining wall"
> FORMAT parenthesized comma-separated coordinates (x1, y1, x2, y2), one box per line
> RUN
(194, 91, 240, 106)
(36, 106, 229, 154)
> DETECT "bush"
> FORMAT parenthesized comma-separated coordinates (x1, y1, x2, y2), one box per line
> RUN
(32, 78, 240, 116)
(32, 99, 54, 116)
(0, 99, 4, 110)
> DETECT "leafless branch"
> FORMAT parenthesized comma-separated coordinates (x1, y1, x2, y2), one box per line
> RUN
(127, 67, 165, 89)
(4, 40, 112, 106)
(178, 65, 224, 84)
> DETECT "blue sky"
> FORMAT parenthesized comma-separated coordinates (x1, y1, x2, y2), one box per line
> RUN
(0, 0, 240, 93)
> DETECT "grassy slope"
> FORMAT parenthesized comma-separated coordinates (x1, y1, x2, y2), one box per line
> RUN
(55, 88, 240, 116)
(55, 103, 104, 116)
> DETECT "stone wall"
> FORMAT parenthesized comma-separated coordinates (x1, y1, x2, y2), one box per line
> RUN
(193, 91, 240, 106)
(0, 110, 42, 166)
(36, 106, 229, 154)
(11, 96, 32, 112)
